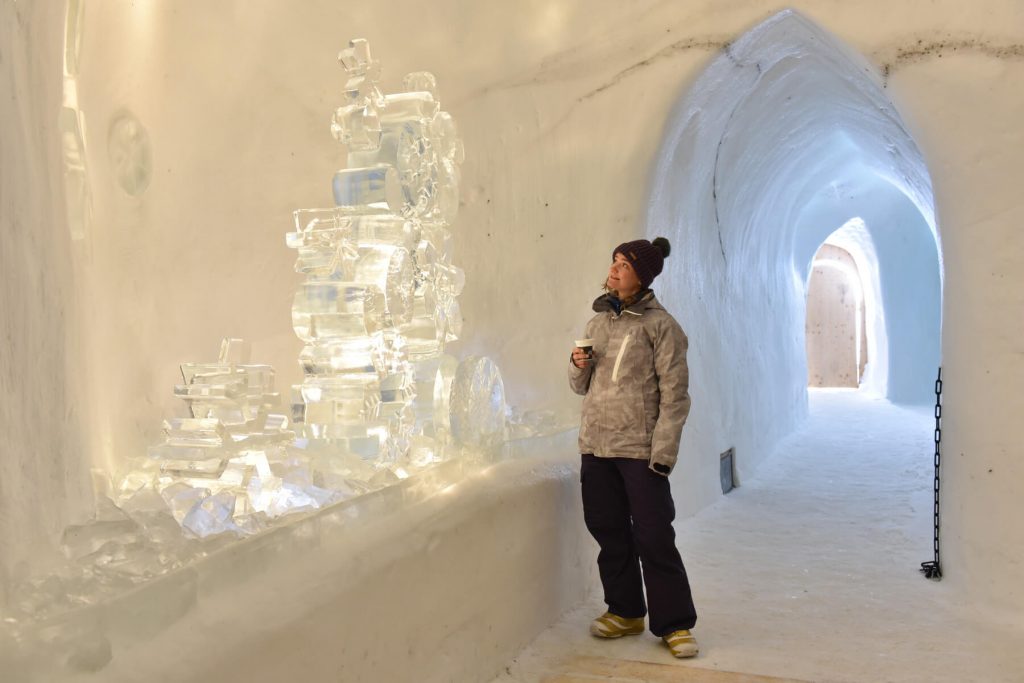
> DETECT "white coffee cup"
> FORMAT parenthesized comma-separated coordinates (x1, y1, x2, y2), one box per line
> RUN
(575, 338, 595, 360)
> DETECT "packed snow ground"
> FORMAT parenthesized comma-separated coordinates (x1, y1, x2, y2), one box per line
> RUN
(493, 390, 1024, 682)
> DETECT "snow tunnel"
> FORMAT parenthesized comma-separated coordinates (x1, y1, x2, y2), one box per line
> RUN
(648, 10, 942, 493)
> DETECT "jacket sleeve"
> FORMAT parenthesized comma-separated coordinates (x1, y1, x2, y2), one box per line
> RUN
(567, 319, 595, 396)
(648, 316, 691, 475)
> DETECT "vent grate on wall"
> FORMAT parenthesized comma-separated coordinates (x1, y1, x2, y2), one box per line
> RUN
(720, 447, 736, 494)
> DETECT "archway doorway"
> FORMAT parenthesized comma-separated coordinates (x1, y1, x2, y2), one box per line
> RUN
(805, 243, 865, 388)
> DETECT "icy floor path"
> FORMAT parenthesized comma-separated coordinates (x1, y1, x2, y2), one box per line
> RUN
(494, 390, 1024, 682)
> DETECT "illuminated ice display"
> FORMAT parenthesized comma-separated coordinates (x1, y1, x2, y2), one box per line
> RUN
(106, 39, 506, 540)
(288, 38, 505, 473)
(1, 41, 515, 653)
(116, 338, 348, 539)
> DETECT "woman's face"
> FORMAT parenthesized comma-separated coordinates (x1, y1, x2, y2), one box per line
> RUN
(607, 253, 642, 298)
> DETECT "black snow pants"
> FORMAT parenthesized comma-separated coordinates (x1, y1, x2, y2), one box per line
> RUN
(580, 454, 697, 636)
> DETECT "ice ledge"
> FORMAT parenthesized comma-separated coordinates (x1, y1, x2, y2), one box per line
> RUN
(2, 430, 593, 683)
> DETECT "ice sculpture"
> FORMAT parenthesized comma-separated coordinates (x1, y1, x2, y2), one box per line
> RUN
(116, 339, 353, 538)
(1, 39, 532, 659)
(95, 39, 510, 547)
(287, 38, 502, 473)
(105, 39, 507, 542)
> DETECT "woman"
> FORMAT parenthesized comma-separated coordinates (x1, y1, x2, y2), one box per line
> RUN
(568, 236, 698, 659)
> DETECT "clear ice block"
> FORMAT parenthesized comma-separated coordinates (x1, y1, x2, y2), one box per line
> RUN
(181, 491, 238, 538)
(337, 37, 384, 110)
(347, 120, 438, 218)
(430, 111, 465, 165)
(433, 156, 461, 224)
(299, 422, 391, 460)
(442, 297, 463, 342)
(147, 442, 222, 462)
(219, 338, 252, 364)
(178, 363, 246, 388)
(331, 102, 382, 150)
(432, 354, 459, 438)
(162, 418, 229, 446)
(402, 71, 438, 99)
(299, 336, 385, 378)
(351, 244, 414, 326)
(173, 382, 243, 401)
(401, 294, 446, 360)
(379, 91, 440, 124)
(292, 282, 387, 341)
(242, 364, 276, 390)
(60, 506, 140, 561)
(263, 413, 289, 432)
(407, 434, 439, 467)
(449, 356, 506, 450)
(341, 76, 383, 108)
(350, 214, 421, 251)
(420, 222, 453, 261)
(378, 372, 416, 443)
(436, 263, 466, 297)
(290, 209, 421, 253)
(289, 208, 352, 243)
(332, 165, 402, 213)
(157, 456, 229, 479)
(338, 39, 380, 82)
(185, 401, 256, 426)
(287, 219, 355, 278)
(160, 484, 209, 525)
(409, 355, 446, 430)
(300, 377, 383, 424)
(293, 245, 343, 278)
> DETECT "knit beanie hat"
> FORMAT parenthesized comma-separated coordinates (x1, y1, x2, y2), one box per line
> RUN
(613, 237, 671, 289)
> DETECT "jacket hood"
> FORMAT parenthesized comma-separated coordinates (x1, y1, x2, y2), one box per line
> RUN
(592, 290, 664, 315)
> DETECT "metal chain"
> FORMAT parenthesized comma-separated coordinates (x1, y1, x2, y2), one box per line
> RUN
(921, 366, 943, 580)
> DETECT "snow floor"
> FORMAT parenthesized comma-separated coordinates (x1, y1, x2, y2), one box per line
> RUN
(492, 389, 1024, 682)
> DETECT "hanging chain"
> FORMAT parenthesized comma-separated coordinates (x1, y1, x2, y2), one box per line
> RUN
(921, 366, 942, 580)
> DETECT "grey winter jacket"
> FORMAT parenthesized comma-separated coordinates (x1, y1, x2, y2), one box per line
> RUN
(568, 291, 691, 475)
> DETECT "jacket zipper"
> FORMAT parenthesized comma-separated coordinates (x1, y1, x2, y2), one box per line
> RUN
(611, 332, 632, 384)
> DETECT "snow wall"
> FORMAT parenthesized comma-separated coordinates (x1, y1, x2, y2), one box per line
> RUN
(2, 0, 1023, 674)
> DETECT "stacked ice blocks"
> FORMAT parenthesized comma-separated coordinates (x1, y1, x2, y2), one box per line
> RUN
(288, 38, 504, 469)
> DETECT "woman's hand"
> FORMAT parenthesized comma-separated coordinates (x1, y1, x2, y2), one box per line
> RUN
(571, 347, 592, 368)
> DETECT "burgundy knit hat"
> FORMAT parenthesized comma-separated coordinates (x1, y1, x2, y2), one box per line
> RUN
(613, 237, 671, 289)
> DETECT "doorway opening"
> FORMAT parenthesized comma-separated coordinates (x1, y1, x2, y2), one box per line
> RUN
(806, 242, 865, 388)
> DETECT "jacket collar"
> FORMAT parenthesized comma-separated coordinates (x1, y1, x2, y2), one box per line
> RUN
(592, 289, 659, 317)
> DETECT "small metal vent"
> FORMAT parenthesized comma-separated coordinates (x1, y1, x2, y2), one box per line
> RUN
(720, 447, 736, 494)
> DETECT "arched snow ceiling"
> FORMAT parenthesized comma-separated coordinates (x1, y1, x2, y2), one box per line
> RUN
(647, 8, 942, 483)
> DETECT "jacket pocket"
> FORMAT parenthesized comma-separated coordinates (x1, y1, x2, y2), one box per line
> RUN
(606, 398, 649, 452)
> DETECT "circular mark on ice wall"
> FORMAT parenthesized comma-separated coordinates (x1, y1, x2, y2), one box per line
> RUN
(107, 112, 152, 197)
